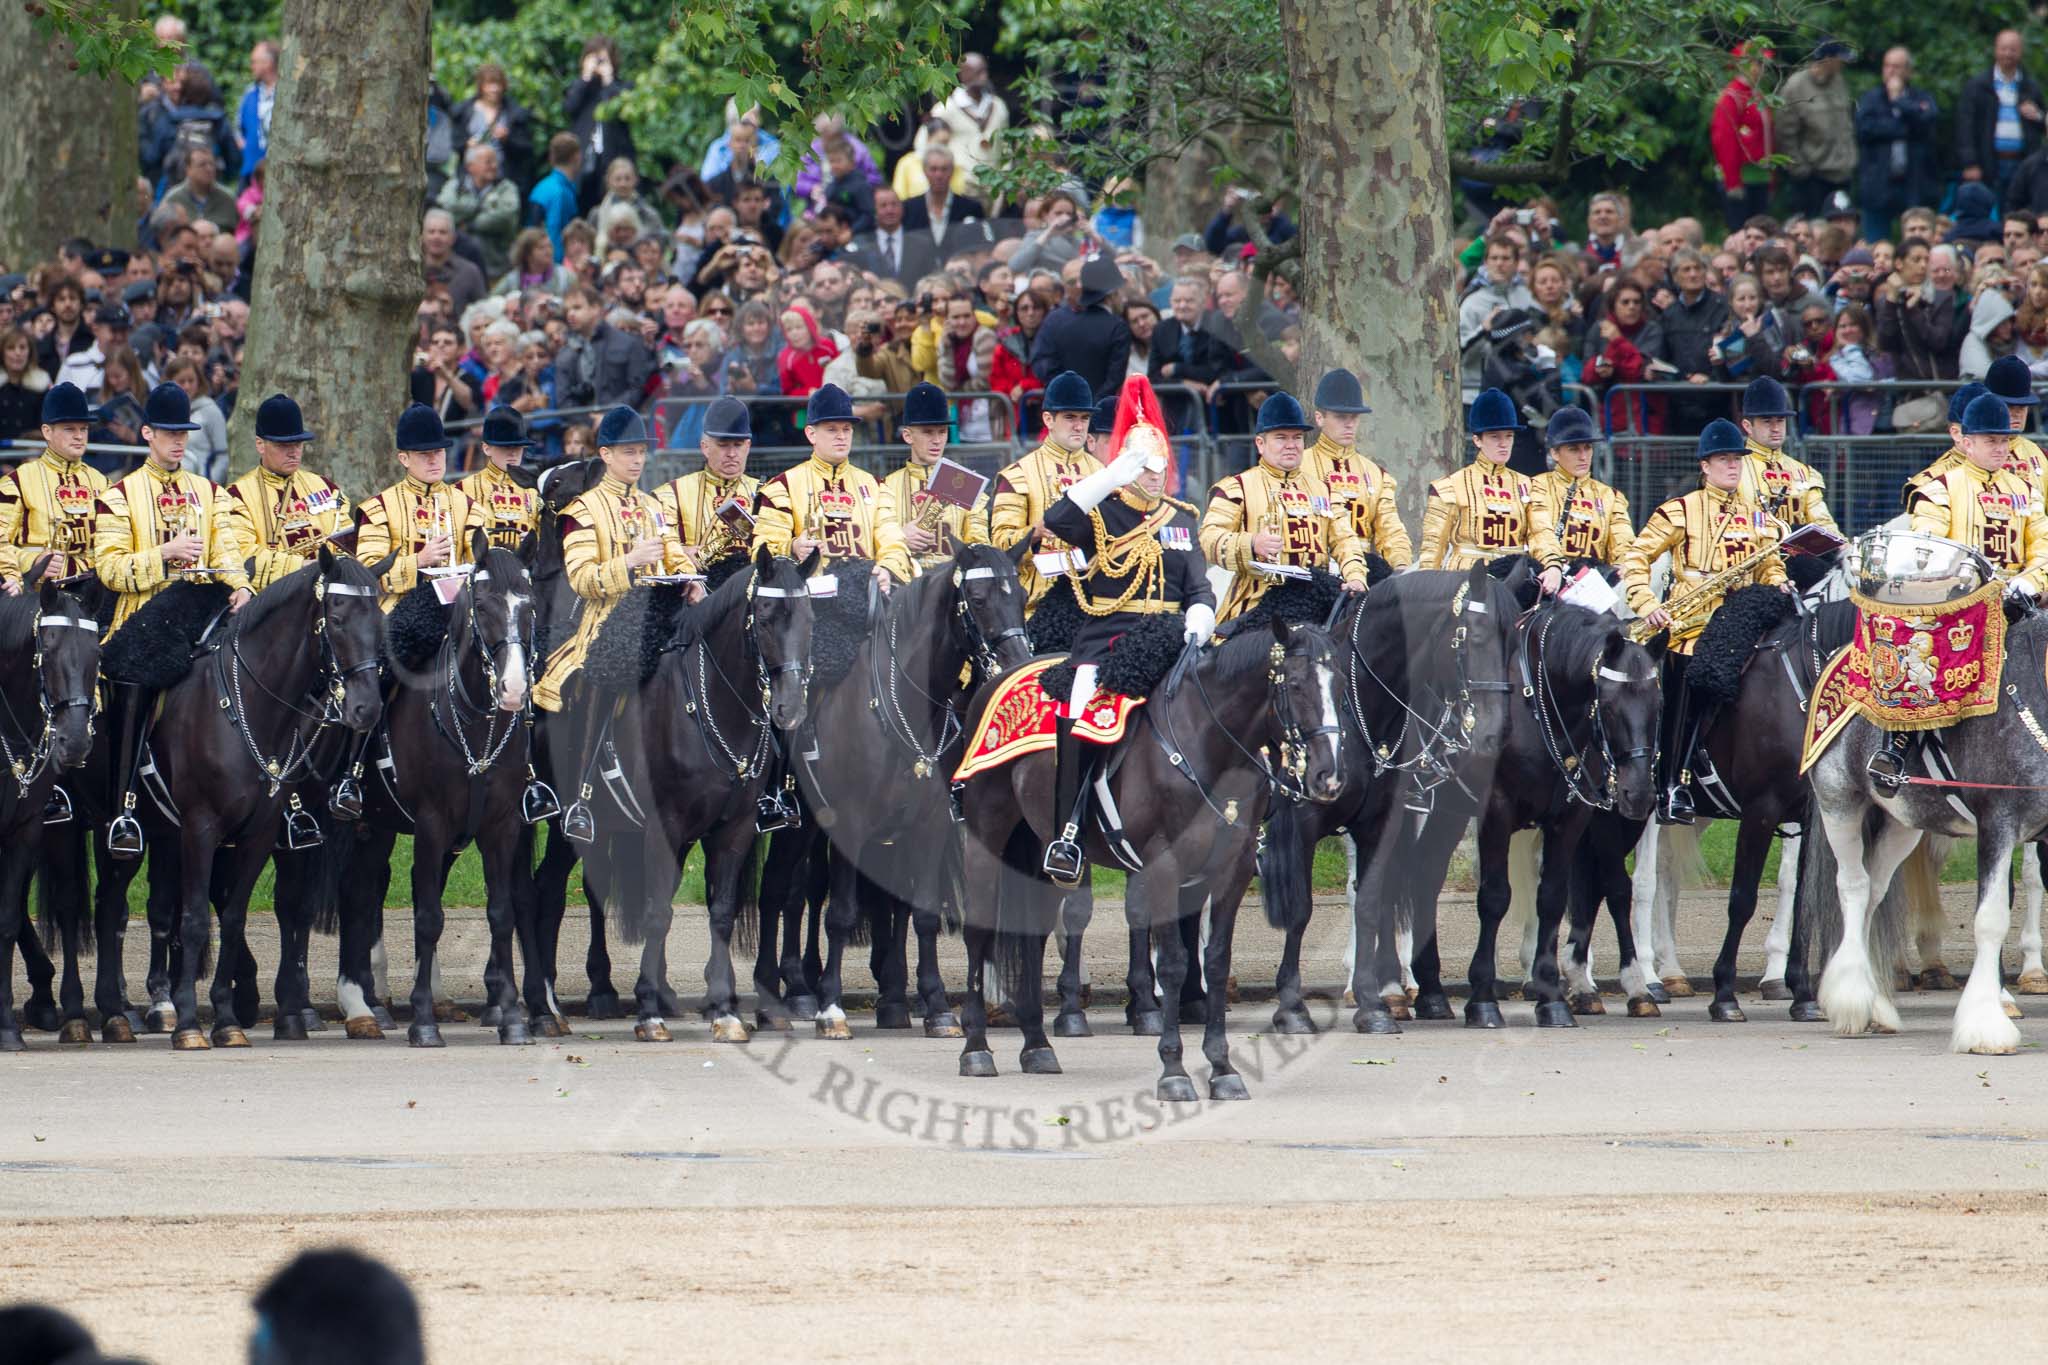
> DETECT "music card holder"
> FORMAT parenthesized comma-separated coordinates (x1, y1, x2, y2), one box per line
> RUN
(715, 496, 755, 536)
(1780, 523, 1846, 557)
(925, 458, 988, 511)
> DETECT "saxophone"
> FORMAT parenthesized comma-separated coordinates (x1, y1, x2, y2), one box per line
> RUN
(1626, 517, 1786, 644)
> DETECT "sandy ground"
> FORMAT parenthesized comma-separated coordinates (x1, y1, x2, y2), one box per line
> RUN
(11, 882, 2048, 1361)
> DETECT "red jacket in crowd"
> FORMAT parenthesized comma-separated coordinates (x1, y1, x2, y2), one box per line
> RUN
(1710, 77, 1772, 192)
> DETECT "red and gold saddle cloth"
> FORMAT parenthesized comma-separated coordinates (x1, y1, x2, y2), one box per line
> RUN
(1800, 581, 2007, 773)
(953, 658, 1145, 782)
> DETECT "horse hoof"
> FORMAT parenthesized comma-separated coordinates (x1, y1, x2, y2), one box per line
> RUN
(101, 1015, 136, 1044)
(753, 1011, 793, 1033)
(172, 1028, 211, 1052)
(408, 1022, 445, 1048)
(300, 1007, 326, 1032)
(270, 1013, 307, 1043)
(1414, 993, 1455, 1021)
(1271, 1007, 1317, 1035)
(2004, 998, 2026, 1021)
(147, 1002, 176, 1034)
(532, 1014, 566, 1039)
(1708, 1000, 1747, 1024)
(1019, 1045, 1062, 1075)
(1464, 1000, 1505, 1030)
(1052, 1012, 1090, 1039)
(498, 1020, 532, 1046)
(1341, 988, 1356, 1008)
(57, 1018, 90, 1046)
(1381, 994, 1413, 1022)
(213, 1025, 250, 1049)
(344, 1016, 385, 1041)
(1916, 965, 1961, 992)
(2018, 970, 2048, 996)
(959, 1049, 997, 1078)
(1660, 975, 1696, 999)
(1568, 992, 1607, 1017)
(1129, 1010, 1163, 1037)
(0, 1029, 22, 1053)
(633, 1019, 673, 1043)
(1209, 1072, 1250, 1101)
(1533, 1001, 1576, 1029)
(371, 1004, 397, 1030)
(985, 1002, 1017, 1028)
(1354, 1008, 1402, 1035)
(121, 1008, 145, 1034)
(479, 1005, 504, 1029)
(24, 1001, 60, 1032)
(434, 1001, 470, 1023)
(874, 1002, 913, 1030)
(1644, 981, 1671, 1005)
(1224, 974, 1241, 1005)
(1157, 1074, 1199, 1104)
(1627, 996, 1661, 1018)
(925, 1012, 967, 1039)
(1758, 978, 1792, 1002)
(789, 994, 820, 1022)
(1789, 1000, 1825, 1023)
(816, 1014, 854, 1041)
(584, 992, 624, 1021)
(711, 1016, 751, 1044)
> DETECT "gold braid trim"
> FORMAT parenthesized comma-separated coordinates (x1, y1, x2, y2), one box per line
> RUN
(1078, 505, 1170, 616)
(1163, 495, 1199, 515)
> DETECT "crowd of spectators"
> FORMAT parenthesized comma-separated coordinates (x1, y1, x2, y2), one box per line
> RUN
(1458, 33, 2048, 444)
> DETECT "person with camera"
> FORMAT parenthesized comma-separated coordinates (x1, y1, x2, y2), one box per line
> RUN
(563, 36, 634, 213)
(1457, 233, 1537, 386)
(1010, 186, 1095, 274)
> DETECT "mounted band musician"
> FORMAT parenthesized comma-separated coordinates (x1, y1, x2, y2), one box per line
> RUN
(1619, 419, 1789, 825)
(989, 370, 1101, 628)
(1527, 406, 1633, 570)
(355, 404, 485, 613)
(222, 393, 353, 593)
(1420, 388, 1559, 592)
(652, 395, 759, 587)
(0, 383, 109, 592)
(1737, 376, 1839, 537)
(94, 382, 254, 858)
(1303, 368, 1411, 568)
(880, 381, 990, 576)
(458, 405, 543, 553)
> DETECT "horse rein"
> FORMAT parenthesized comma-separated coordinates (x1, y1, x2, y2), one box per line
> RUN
(1344, 583, 1507, 795)
(688, 565, 813, 784)
(0, 610, 96, 797)
(1518, 606, 1648, 811)
(429, 568, 530, 778)
(220, 576, 378, 794)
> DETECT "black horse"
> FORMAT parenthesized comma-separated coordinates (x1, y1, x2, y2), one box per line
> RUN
(1395, 583, 1662, 1027)
(104, 547, 386, 1049)
(1258, 564, 1522, 1035)
(0, 565, 103, 1052)
(955, 615, 1348, 1100)
(753, 536, 1033, 1039)
(326, 533, 542, 1045)
(531, 545, 818, 1041)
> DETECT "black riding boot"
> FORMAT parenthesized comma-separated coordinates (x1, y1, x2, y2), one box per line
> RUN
(1657, 663, 1696, 826)
(105, 681, 153, 858)
(1041, 716, 1087, 887)
(560, 686, 609, 845)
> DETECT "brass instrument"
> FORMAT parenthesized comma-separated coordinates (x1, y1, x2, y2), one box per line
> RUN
(1254, 507, 1291, 579)
(908, 478, 949, 561)
(1626, 517, 1786, 644)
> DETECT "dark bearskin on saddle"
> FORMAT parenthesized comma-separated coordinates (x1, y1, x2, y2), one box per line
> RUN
(1685, 583, 1795, 708)
(1225, 569, 1346, 636)
(583, 583, 693, 691)
(702, 551, 753, 594)
(808, 556, 875, 687)
(1025, 575, 1084, 655)
(386, 580, 450, 676)
(101, 580, 230, 688)
(1040, 612, 1187, 703)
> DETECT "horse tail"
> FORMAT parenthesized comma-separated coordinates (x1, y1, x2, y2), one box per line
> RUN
(604, 832, 652, 946)
(1662, 821, 1709, 891)
(1900, 835, 1946, 965)
(1803, 811, 1842, 967)
(1257, 797, 1314, 933)
(994, 823, 1049, 1008)
(1800, 806, 1908, 985)
(937, 829, 966, 936)
(309, 826, 357, 937)
(730, 835, 763, 960)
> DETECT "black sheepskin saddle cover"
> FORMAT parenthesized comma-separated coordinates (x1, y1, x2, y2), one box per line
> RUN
(102, 580, 230, 687)
(1041, 612, 1188, 702)
(809, 556, 876, 688)
(703, 553, 752, 594)
(1686, 583, 1795, 707)
(1224, 568, 1345, 636)
(1025, 575, 1084, 655)
(584, 583, 692, 691)
(386, 580, 450, 675)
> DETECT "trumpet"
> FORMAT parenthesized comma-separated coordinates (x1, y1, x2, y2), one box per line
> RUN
(1254, 507, 1290, 578)
(1627, 520, 1786, 644)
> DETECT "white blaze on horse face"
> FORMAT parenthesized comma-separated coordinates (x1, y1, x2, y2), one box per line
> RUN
(499, 592, 531, 710)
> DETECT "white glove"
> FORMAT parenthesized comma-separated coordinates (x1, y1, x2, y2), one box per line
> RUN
(1183, 601, 1215, 644)
(1107, 443, 1148, 486)
(1068, 460, 1127, 512)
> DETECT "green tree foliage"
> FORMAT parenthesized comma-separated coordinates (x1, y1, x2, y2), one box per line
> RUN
(24, 0, 179, 81)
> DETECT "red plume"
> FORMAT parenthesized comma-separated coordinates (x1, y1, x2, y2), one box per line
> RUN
(1105, 374, 1176, 492)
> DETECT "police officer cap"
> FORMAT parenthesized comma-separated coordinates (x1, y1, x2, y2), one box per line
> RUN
(1986, 354, 2040, 406)
(1949, 382, 1990, 426)
(1042, 371, 1095, 413)
(1740, 375, 1795, 418)
(1697, 418, 1747, 458)
(595, 405, 650, 447)
(478, 405, 536, 448)
(806, 383, 855, 425)
(255, 393, 316, 443)
(703, 395, 753, 440)
(1255, 391, 1315, 434)
(1962, 391, 2017, 436)
(1088, 395, 1117, 436)
(39, 383, 96, 426)
(1545, 406, 1598, 448)
(141, 382, 200, 432)
(395, 402, 455, 452)
(1467, 387, 1520, 434)
(902, 382, 950, 429)
(1312, 368, 1371, 414)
